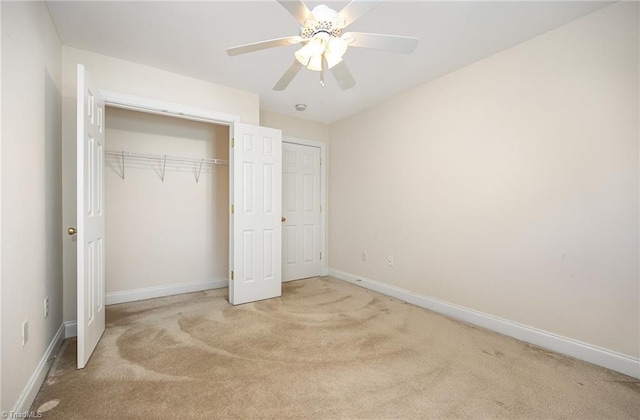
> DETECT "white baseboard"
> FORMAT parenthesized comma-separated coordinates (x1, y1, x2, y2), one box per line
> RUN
(64, 279, 228, 338)
(12, 323, 65, 414)
(328, 268, 640, 379)
(64, 321, 77, 338)
(105, 278, 228, 306)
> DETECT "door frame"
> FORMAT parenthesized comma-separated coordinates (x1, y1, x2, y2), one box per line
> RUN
(282, 136, 328, 277)
(96, 89, 239, 295)
(100, 90, 240, 126)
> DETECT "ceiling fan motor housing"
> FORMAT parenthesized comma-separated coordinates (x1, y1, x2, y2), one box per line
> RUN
(301, 21, 342, 39)
(300, 5, 343, 40)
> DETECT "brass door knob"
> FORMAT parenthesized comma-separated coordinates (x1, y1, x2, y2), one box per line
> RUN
(281, 217, 286, 222)
(67, 227, 77, 236)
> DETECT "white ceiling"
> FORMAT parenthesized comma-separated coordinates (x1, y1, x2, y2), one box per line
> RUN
(46, 0, 613, 123)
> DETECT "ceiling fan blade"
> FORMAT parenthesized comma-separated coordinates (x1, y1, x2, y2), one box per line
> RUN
(227, 36, 302, 57)
(277, 0, 312, 25)
(338, 0, 382, 28)
(344, 32, 418, 54)
(273, 60, 303, 91)
(331, 61, 356, 90)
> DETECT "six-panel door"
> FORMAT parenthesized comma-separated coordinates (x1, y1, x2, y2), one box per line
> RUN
(282, 142, 322, 281)
(230, 123, 283, 305)
(77, 64, 106, 369)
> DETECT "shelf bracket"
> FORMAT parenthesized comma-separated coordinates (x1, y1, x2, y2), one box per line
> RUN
(121, 151, 126, 180)
(195, 158, 204, 183)
(161, 155, 167, 182)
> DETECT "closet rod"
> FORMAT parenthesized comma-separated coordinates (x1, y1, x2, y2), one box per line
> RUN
(105, 149, 229, 166)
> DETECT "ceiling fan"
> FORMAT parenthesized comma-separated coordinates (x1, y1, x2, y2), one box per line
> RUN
(226, 0, 419, 91)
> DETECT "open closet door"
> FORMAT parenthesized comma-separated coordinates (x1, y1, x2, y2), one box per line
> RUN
(229, 123, 282, 305)
(76, 64, 106, 368)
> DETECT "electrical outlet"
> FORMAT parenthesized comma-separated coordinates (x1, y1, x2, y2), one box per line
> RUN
(22, 320, 28, 346)
(387, 256, 394, 267)
(44, 297, 49, 319)
(362, 251, 368, 261)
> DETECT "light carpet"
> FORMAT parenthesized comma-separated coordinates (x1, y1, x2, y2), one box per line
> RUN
(32, 277, 639, 419)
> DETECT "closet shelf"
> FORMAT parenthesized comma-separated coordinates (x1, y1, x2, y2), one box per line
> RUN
(105, 149, 228, 166)
(105, 149, 228, 183)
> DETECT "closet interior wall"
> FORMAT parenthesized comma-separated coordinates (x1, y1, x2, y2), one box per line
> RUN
(104, 107, 229, 299)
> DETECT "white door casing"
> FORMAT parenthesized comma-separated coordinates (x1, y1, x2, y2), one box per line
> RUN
(282, 142, 322, 281)
(229, 123, 283, 305)
(77, 65, 106, 369)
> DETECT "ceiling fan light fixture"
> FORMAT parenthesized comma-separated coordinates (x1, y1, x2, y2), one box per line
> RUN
(295, 33, 330, 70)
(312, 33, 330, 49)
(307, 54, 324, 72)
(325, 37, 349, 69)
(294, 45, 312, 66)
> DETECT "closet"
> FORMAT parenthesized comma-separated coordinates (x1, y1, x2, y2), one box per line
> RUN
(104, 107, 229, 303)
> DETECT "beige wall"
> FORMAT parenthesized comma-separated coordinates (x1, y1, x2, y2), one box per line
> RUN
(329, 2, 639, 358)
(62, 47, 260, 322)
(261, 110, 330, 145)
(105, 108, 229, 294)
(62, 47, 260, 124)
(1, 1, 63, 411)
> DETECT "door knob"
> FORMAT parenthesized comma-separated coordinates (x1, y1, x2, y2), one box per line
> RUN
(281, 217, 286, 222)
(67, 227, 77, 236)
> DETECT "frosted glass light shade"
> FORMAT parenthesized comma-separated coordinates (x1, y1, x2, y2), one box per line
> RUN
(325, 37, 348, 69)
(295, 35, 327, 67)
(295, 32, 348, 72)
(295, 44, 313, 66)
(325, 55, 343, 69)
(307, 55, 323, 72)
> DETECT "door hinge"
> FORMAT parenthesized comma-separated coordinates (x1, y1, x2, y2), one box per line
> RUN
(231, 204, 234, 214)
(320, 252, 322, 260)
(231, 138, 234, 148)
(320, 157, 322, 166)
(230, 270, 234, 281)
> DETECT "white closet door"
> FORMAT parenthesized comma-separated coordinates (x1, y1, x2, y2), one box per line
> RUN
(76, 64, 106, 368)
(229, 123, 282, 305)
(282, 142, 322, 281)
